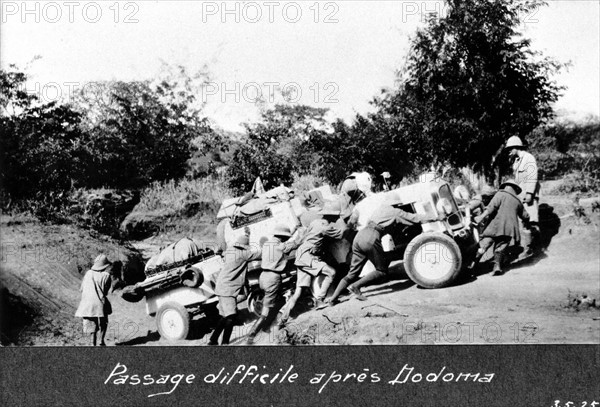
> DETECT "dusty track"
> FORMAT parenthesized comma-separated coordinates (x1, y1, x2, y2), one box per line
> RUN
(1, 195, 598, 346)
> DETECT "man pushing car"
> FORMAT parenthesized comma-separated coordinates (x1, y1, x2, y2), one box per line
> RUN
(327, 203, 444, 305)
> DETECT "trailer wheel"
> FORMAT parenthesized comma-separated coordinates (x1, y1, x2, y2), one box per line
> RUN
(247, 289, 264, 318)
(156, 302, 190, 341)
(403, 233, 462, 289)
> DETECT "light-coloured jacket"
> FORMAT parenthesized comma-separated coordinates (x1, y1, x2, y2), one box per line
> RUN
(215, 246, 261, 297)
(294, 219, 345, 268)
(261, 236, 301, 273)
(75, 269, 112, 318)
(513, 151, 539, 197)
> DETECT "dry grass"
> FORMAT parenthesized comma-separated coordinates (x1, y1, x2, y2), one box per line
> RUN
(137, 176, 233, 214)
(291, 173, 328, 194)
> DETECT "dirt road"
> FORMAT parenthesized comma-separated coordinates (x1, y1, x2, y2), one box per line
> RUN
(2, 197, 598, 346)
(106, 204, 600, 346)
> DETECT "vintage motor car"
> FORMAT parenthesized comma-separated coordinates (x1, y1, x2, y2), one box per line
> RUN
(124, 175, 479, 341)
(359, 175, 479, 289)
(243, 175, 480, 316)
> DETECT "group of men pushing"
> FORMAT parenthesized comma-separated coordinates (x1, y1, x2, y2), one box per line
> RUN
(208, 136, 540, 346)
(209, 197, 443, 346)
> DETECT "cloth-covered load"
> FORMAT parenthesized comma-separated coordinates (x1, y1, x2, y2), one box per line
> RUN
(145, 237, 201, 272)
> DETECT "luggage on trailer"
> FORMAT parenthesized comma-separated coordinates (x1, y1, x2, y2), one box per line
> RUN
(144, 237, 200, 272)
(121, 238, 218, 303)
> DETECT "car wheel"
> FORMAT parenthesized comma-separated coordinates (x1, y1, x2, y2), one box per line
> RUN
(403, 232, 462, 288)
(156, 302, 190, 341)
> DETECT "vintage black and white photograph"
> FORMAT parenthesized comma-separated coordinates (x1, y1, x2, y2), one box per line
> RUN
(1, 0, 599, 353)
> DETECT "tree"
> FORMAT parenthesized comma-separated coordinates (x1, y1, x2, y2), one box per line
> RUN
(227, 104, 329, 193)
(377, 0, 563, 176)
(1, 66, 88, 199)
(72, 67, 219, 188)
(310, 114, 411, 185)
(1, 63, 218, 202)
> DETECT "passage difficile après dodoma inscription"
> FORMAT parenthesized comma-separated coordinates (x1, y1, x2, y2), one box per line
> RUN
(105, 363, 495, 397)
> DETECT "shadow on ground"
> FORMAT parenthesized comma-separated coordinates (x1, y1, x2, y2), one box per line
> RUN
(116, 330, 161, 346)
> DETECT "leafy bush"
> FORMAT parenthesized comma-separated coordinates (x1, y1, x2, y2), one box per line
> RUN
(529, 119, 600, 192)
(553, 172, 600, 195)
(1, 66, 217, 205)
(1, 100, 88, 199)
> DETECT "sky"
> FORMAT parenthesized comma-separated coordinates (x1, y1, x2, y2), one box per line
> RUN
(1, 0, 598, 131)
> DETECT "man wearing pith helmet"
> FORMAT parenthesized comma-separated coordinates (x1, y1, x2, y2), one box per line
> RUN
(473, 180, 531, 275)
(210, 234, 261, 345)
(246, 223, 301, 344)
(504, 135, 541, 254)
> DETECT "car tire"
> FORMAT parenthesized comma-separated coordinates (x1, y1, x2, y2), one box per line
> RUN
(156, 302, 190, 341)
(403, 232, 462, 288)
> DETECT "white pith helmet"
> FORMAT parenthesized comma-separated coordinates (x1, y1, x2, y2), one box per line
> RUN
(505, 136, 524, 149)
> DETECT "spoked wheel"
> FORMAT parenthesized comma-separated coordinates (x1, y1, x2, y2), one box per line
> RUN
(403, 233, 462, 288)
(156, 302, 190, 341)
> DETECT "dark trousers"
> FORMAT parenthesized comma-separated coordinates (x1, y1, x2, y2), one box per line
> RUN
(343, 226, 389, 285)
(479, 236, 511, 254)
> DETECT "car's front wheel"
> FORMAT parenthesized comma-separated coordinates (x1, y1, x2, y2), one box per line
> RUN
(403, 232, 462, 288)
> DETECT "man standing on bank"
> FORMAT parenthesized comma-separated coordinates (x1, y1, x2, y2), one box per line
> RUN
(278, 201, 346, 326)
(210, 234, 261, 345)
(246, 224, 301, 344)
(328, 204, 443, 305)
(473, 180, 531, 275)
(505, 136, 541, 254)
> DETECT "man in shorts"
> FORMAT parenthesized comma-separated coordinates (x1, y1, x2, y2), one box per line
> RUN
(210, 234, 261, 345)
(75, 254, 114, 346)
(246, 224, 301, 344)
